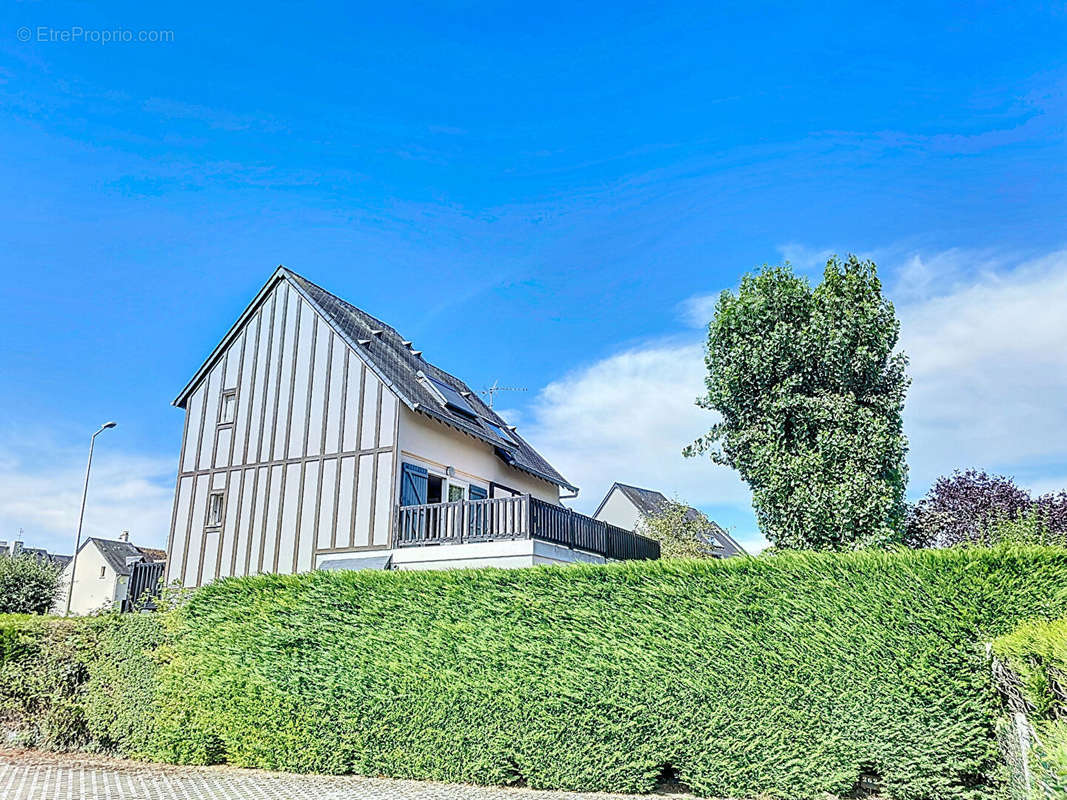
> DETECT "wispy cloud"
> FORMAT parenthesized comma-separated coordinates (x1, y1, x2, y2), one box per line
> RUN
(899, 248, 1067, 488)
(518, 338, 757, 544)
(522, 245, 1067, 549)
(0, 433, 173, 555)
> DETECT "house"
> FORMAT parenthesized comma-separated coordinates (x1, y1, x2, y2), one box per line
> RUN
(166, 267, 658, 587)
(55, 533, 167, 615)
(0, 539, 71, 570)
(593, 482, 747, 558)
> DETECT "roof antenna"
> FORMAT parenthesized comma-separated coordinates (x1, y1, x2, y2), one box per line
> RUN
(480, 381, 526, 409)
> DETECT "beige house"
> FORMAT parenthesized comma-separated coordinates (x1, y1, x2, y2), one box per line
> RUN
(55, 534, 165, 615)
(166, 267, 658, 587)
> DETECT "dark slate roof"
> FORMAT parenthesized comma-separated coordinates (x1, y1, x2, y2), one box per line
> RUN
(601, 483, 747, 558)
(82, 538, 164, 576)
(175, 267, 575, 492)
(287, 271, 575, 491)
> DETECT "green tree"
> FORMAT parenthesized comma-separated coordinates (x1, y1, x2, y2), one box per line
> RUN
(0, 555, 62, 614)
(635, 499, 722, 559)
(685, 256, 909, 550)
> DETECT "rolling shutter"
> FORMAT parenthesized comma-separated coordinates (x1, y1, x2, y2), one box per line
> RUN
(400, 463, 428, 507)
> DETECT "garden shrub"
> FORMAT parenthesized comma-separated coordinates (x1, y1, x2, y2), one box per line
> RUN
(0, 555, 62, 614)
(0, 612, 167, 754)
(993, 616, 1067, 787)
(83, 612, 168, 756)
(0, 613, 102, 749)
(142, 546, 1067, 799)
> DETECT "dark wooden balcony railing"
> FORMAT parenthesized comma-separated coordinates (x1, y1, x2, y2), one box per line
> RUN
(393, 494, 660, 561)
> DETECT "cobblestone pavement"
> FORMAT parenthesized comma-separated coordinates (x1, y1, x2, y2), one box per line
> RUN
(0, 750, 695, 800)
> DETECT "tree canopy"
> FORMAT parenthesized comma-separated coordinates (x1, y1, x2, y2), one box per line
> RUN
(634, 499, 723, 559)
(907, 469, 1067, 547)
(0, 555, 62, 615)
(686, 256, 909, 550)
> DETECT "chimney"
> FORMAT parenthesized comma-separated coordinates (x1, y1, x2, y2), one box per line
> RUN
(119, 530, 130, 543)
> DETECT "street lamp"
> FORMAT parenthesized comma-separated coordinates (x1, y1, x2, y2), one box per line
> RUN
(64, 421, 117, 616)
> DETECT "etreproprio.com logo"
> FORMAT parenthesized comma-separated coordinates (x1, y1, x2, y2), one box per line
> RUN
(17, 26, 175, 44)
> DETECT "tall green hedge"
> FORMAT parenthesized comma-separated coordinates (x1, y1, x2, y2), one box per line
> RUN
(143, 547, 1067, 799)
(0, 613, 101, 749)
(0, 612, 163, 753)
(3, 549, 1066, 798)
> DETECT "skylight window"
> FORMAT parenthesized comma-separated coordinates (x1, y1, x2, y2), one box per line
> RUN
(482, 420, 515, 445)
(426, 376, 478, 419)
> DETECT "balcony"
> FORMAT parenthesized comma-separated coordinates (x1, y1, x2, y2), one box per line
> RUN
(394, 494, 660, 562)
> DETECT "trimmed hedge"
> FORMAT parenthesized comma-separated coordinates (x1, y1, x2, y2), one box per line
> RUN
(0, 613, 102, 749)
(4, 549, 1067, 798)
(0, 612, 163, 753)
(145, 547, 1067, 799)
(993, 616, 1067, 781)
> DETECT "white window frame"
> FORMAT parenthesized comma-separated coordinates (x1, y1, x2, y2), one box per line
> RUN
(206, 490, 225, 529)
(218, 388, 237, 426)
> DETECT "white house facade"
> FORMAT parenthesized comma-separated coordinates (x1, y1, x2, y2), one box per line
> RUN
(166, 268, 658, 588)
(593, 482, 747, 558)
(55, 535, 165, 615)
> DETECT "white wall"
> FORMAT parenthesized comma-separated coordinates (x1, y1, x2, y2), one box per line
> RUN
(370, 538, 604, 571)
(167, 278, 400, 588)
(54, 542, 125, 615)
(593, 486, 642, 531)
(396, 407, 560, 503)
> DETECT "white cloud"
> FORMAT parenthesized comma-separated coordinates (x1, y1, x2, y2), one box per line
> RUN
(0, 434, 173, 556)
(899, 248, 1067, 489)
(518, 339, 755, 531)
(521, 246, 1067, 549)
(678, 293, 720, 329)
(776, 242, 839, 272)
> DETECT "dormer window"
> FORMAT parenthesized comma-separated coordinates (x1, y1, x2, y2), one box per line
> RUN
(218, 389, 237, 425)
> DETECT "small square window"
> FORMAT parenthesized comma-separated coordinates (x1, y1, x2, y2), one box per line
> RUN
(218, 389, 237, 425)
(207, 491, 225, 528)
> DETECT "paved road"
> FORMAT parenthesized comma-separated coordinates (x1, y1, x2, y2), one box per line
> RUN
(0, 751, 694, 800)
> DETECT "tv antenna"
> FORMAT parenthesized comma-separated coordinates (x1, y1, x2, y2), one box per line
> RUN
(481, 381, 526, 408)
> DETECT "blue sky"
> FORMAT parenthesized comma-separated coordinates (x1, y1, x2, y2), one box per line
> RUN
(1, 1, 1065, 554)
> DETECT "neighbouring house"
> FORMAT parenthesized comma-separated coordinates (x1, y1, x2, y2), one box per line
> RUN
(0, 539, 71, 570)
(593, 482, 747, 558)
(55, 532, 167, 615)
(166, 267, 658, 587)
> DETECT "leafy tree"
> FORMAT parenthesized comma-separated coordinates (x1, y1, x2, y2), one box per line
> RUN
(906, 469, 1067, 547)
(0, 555, 62, 614)
(634, 499, 723, 559)
(686, 256, 909, 550)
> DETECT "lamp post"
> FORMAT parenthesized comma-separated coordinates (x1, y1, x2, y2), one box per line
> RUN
(64, 421, 116, 616)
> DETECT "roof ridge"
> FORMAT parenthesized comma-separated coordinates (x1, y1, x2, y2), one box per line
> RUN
(282, 269, 576, 493)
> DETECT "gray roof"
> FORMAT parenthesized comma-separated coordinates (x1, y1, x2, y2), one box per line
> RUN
(599, 483, 747, 558)
(175, 267, 576, 493)
(81, 538, 164, 576)
(0, 541, 71, 566)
